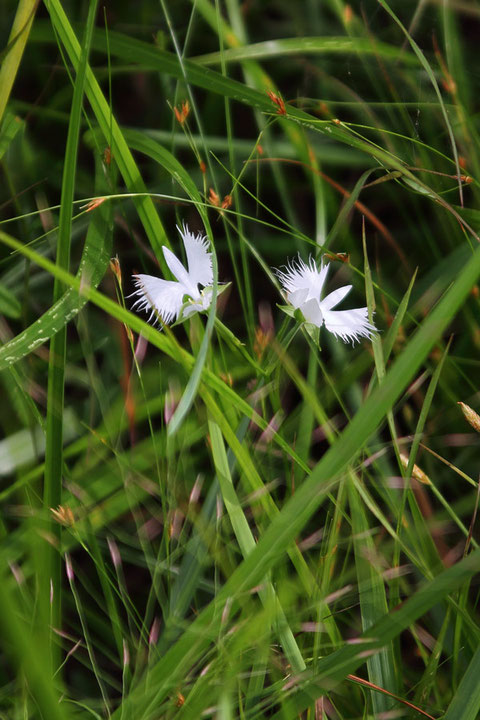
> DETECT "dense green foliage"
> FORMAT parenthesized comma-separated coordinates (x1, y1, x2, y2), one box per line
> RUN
(1, 1, 480, 718)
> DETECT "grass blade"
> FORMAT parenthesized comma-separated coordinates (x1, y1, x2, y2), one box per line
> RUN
(437, 646, 480, 720)
(0, 0, 37, 125)
(45, 0, 169, 263)
(0, 571, 67, 720)
(0, 198, 112, 371)
(42, 0, 98, 677)
(349, 478, 398, 714)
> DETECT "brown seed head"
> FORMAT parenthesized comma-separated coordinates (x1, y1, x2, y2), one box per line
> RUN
(221, 194, 232, 210)
(325, 251, 350, 264)
(83, 197, 106, 213)
(399, 453, 431, 485)
(51, 505, 75, 526)
(109, 256, 122, 286)
(344, 4, 354, 23)
(208, 188, 220, 207)
(441, 77, 457, 95)
(219, 372, 233, 387)
(103, 146, 112, 165)
(174, 99, 190, 124)
(458, 402, 480, 433)
(316, 102, 330, 118)
(254, 326, 273, 360)
(266, 90, 287, 116)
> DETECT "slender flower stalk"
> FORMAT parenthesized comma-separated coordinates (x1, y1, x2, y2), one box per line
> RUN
(130, 223, 215, 326)
(275, 254, 377, 344)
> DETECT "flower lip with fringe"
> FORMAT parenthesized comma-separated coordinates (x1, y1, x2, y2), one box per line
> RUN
(275, 254, 377, 344)
(130, 223, 214, 326)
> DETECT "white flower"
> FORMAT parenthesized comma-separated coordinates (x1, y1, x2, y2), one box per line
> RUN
(130, 223, 214, 325)
(275, 255, 377, 344)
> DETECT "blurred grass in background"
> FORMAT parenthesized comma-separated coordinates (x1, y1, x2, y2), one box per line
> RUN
(1, 1, 480, 718)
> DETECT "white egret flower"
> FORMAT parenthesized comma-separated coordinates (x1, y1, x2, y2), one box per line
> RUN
(130, 223, 214, 325)
(275, 255, 377, 344)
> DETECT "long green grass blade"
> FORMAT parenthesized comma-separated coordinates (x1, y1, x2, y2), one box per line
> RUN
(42, 0, 99, 681)
(0, 199, 112, 370)
(0, 112, 24, 160)
(435, 645, 480, 720)
(377, 0, 463, 204)
(0, 0, 37, 125)
(194, 36, 421, 66)
(0, 280, 21, 319)
(44, 0, 169, 263)
(208, 416, 305, 674)
(30, 23, 429, 183)
(269, 549, 480, 717)
(0, 571, 67, 720)
(349, 477, 397, 714)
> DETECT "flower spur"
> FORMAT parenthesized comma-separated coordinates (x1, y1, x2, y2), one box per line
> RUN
(130, 223, 215, 326)
(275, 254, 377, 344)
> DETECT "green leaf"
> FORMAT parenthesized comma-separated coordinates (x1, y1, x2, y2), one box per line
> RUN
(349, 480, 397, 713)
(436, 645, 480, 720)
(377, 0, 464, 204)
(0, 0, 37, 126)
(0, 281, 21, 319)
(209, 417, 306, 673)
(30, 23, 422, 181)
(193, 36, 421, 66)
(42, 0, 99, 680)
(269, 549, 480, 718)
(0, 570, 67, 720)
(0, 113, 24, 161)
(382, 269, 417, 364)
(0, 201, 112, 371)
(44, 0, 169, 264)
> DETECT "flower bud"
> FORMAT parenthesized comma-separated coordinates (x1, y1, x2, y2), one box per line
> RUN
(458, 402, 480, 433)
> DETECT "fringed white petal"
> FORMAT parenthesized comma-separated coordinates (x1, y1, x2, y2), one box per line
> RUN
(178, 223, 213, 289)
(322, 307, 377, 344)
(276, 255, 329, 303)
(130, 274, 188, 325)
